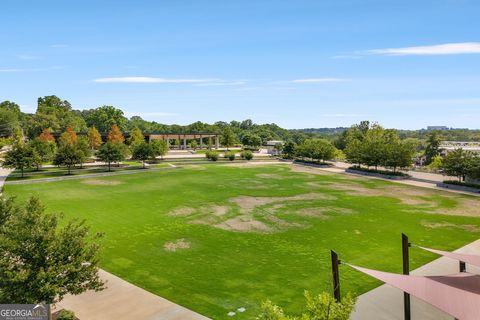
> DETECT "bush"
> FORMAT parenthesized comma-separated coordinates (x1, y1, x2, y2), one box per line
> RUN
(56, 309, 76, 320)
(240, 150, 253, 160)
(348, 166, 408, 177)
(224, 152, 235, 161)
(206, 150, 219, 161)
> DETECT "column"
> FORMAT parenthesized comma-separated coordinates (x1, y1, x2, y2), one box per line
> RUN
(200, 135, 203, 149)
(183, 136, 187, 150)
(215, 135, 220, 149)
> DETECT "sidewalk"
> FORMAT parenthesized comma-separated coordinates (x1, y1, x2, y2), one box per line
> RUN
(0, 167, 13, 193)
(54, 269, 209, 320)
(352, 240, 480, 320)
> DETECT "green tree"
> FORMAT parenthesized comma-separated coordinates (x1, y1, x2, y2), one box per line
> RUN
(36, 95, 86, 133)
(0, 109, 19, 137)
(424, 132, 442, 165)
(82, 106, 127, 133)
(54, 145, 84, 174)
(77, 137, 92, 168)
(344, 139, 364, 166)
(256, 291, 356, 320)
(151, 140, 169, 159)
(282, 141, 296, 159)
(128, 127, 144, 147)
(222, 127, 236, 150)
(297, 139, 336, 163)
(442, 148, 474, 182)
(426, 155, 443, 172)
(97, 142, 125, 171)
(242, 133, 262, 149)
(2, 144, 36, 178)
(0, 196, 104, 306)
(28, 138, 56, 169)
(132, 142, 155, 168)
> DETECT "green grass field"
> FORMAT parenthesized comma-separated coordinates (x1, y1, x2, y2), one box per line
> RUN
(5, 164, 480, 319)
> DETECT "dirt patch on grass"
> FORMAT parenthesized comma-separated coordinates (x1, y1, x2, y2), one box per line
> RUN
(169, 207, 196, 217)
(421, 221, 480, 232)
(216, 216, 272, 232)
(82, 179, 122, 186)
(164, 239, 191, 252)
(296, 207, 354, 219)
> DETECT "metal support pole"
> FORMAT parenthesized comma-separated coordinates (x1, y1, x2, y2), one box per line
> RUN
(460, 261, 466, 273)
(402, 233, 411, 320)
(331, 250, 341, 302)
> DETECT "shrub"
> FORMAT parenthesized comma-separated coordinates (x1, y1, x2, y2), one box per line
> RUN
(224, 152, 235, 161)
(241, 150, 253, 160)
(348, 165, 408, 177)
(443, 180, 480, 189)
(206, 150, 219, 161)
(56, 309, 76, 320)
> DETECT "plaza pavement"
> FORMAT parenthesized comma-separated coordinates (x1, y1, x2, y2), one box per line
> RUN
(352, 239, 480, 320)
(53, 269, 210, 320)
(0, 167, 13, 193)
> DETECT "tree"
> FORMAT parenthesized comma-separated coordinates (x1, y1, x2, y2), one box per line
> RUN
(282, 141, 296, 159)
(427, 155, 443, 172)
(2, 144, 36, 178)
(128, 127, 144, 147)
(54, 145, 84, 174)
(132, 142, 155, 168)
(82, 105, 127, 133)
(151, 140, 169, 159)
(297, 139, 336, 163)
(59, 127, 78, 147)
(76, 137, 92, 168)
(107, 124, 125, 143)
(0, 196, 104, 305)
(87, 127, 102, 150)
(190, 139, 198, 150)
(242, 133, 262, 149)
(36, 95, 86, 133)
(0, 109, 19, 137)
(38, 128, 55, 142)
(28, 138, 56, 169)
(274, 142, 283, 155)
(442, 148, 474, 182)
(362, 125, 385, 169)
(256, 291, 356, 320)
(383, 130, 414, 172)
(97, 142, 125, 171)
(424, 132, 442, 165)
(222, 127, 236, 150)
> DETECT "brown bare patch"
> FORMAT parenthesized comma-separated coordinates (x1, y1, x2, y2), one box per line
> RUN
(422, 221, 480, 232)
(296, 207, 354, 219)
(82, 179, 122, 186)
(169, 207, 196, 217)
(215, 216, 272, 232)
(163, 239, 191, 252)
(201, 205, 229, 216)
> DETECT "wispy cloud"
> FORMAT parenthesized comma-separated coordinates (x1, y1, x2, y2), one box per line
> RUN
(194, 81, 246, 87)
(0, 68, 25, 72)
(330, 55, 362, 60)
(291, 78, 349, 83)
(368, 42, 480, 56)
(51, 44, 68, 48)
(17, 54, 40, 60)
(93, 76, 218, 83)
(0, 66, 64, 72)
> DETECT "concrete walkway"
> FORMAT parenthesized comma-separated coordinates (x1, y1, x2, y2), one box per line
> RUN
(352, 239, 480, 320)
(0, 167, 13, 193)
(53, 269, 209, 320)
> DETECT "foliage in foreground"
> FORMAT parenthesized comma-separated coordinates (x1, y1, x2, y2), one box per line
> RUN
(256, 291, 356, 320)
(0, 196, 104, 304)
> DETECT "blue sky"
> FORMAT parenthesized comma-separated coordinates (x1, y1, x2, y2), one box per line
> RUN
(1, 0, 480, 129)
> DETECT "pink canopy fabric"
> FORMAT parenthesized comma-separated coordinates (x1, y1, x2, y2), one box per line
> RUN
(416, 245, 480, 268)
(348, 264, 480, 320)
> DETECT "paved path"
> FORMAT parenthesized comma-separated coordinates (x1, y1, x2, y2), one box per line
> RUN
(352, 240, 480, 320)
(53, 269, 209, 320)
(0, 167, 13, 193)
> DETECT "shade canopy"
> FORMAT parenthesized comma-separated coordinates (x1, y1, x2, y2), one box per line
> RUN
(348, 264, 480, 320)
(415, 245, 480, 268)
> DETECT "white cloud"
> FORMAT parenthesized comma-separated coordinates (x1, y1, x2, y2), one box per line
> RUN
(368, 42, 480, 56)
(0, 68, 25, 72)
(291, 78, 349, 83)
(194, 81, 246, 86)
(93, 76, 219, 83)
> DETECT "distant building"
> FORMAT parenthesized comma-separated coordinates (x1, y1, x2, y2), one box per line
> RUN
(439, 141, 480, 155)
(264, 140, 284, 155)
(427, 126, 448, 131)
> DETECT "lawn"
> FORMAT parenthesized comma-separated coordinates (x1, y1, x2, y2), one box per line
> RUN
(4, 164, 480, 319)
